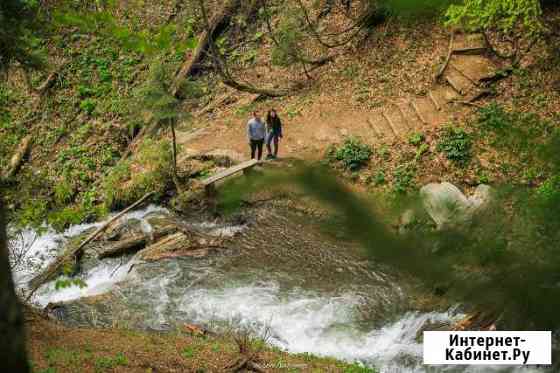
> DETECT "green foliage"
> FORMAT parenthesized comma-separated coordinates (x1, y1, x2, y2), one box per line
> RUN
(48, 206, 87, 232)
(537, 174, 560, 204)
(342, 362, 378, 373)
(393, 163, 416, 194)
(79, 98, 96, 115)
(476, 102, 549, 154)
(54, 263, 87, 290)
(270, 9, 304, 67)
(44, 346, 91, 368)
(181, 346, 196, 359)
(329, 138, 373, 171)
(381, 0, 453, 18)
(55, 6, 196, 57)
(16, 198, 48, 232)
(415, 143, 429, 161)
(54, 277, 87, 291)
(103, 138, 172, 210)
(408, 132, 429, 161)
(445, 0, 545, 37)
(408, 132, 425, 146)
(0, 0, 45, 73)
(94, 352, 128, 370)
(133, 62, 187, 128)
(372, 170, 386, 186)
(436, 126, 472, 166)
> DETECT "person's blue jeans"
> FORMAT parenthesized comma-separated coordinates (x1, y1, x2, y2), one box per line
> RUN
(266, 132, 281, 157)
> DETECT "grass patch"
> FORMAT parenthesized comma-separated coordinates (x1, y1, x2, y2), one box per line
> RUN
(94, 352, 128, 371)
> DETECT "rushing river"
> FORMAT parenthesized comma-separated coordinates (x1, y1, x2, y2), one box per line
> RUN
(10, 204, 544, 372)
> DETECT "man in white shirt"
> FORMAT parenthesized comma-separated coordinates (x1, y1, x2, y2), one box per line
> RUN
(247, 111, 266, 160)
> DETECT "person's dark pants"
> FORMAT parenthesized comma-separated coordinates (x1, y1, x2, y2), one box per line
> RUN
(250, 139, 264, 160)
(266, 132, 280, 157)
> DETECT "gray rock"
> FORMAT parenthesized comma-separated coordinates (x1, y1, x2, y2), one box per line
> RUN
(420, 182, 492, 230)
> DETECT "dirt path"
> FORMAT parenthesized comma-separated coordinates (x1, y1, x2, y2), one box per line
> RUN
(177, 33, 498, 163)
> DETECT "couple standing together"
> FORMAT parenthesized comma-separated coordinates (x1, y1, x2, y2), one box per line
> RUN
(246, 109, 283, 161)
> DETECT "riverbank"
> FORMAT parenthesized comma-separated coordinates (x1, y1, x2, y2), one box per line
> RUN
(26, 308, 375, 372)
(16, 199, 458, 372)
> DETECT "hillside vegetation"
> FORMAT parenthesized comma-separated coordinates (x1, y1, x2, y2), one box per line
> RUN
(2, 0, 560, 371)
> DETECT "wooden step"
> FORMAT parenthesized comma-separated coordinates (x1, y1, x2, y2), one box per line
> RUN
(450, 55, 496, 83)
(383, 106, 411, 140)
(366, 118, 385, 140)
(411, 97, 450, 127)
(396, 100, 423, 132)
(452, 33, 487, 54)
(368, 112, 397, 141)
(430, 85, 460, 110)
(445, 66, 477, 95)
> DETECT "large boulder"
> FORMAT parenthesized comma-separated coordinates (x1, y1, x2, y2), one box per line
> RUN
(420, 182, 492, 230)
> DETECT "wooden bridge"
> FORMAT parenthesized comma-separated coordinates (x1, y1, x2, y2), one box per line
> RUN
(202, 159, 259, 196)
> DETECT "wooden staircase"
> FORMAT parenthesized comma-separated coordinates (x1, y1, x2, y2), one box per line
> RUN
(344, 33, 497, 143)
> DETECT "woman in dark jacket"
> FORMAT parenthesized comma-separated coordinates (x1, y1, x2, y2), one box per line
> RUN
(265, 109, 283, 159)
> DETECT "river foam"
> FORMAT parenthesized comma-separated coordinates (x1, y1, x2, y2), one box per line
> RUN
(9, 204, 169, 303)
(178, 281, 458, 371)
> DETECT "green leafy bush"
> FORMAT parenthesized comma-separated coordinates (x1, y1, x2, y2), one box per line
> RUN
(79, 98, 96, 115)
(393, 163, 416, 194)
(537, 174, 560, 204)
(445, 0, 545, 37)
(271, 11, 304, 67)
(436, 126, 472, 166)
(408, 132, 425, 146)
(48, 206, 87, 232)
(373, 170, 386, 186)
(94, 353, 128, 370)
(54, 180, 75, 205)
(477, 102, 511, 131)
(331, 138, 373, 171)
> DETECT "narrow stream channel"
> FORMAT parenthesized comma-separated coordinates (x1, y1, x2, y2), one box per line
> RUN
(10, 205, 543, 372)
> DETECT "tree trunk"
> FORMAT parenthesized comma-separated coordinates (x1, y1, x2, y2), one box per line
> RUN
(171, 120, 178, 177)
(171, 0, 241, 97)
(0, 196, 30, 372)
(98, 225, 178, 259)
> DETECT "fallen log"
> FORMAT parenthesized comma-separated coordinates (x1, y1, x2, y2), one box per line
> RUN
(98, 234, 149, 259)
(2, 135, 32, 181)
(98, 224, 178, 259)
(26, 192, 155, 301)
(171, 0, 241, 97)
(137, 228, 225, 262)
